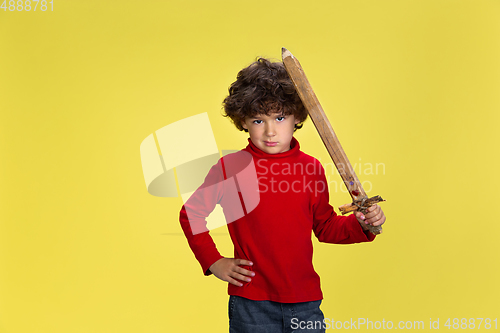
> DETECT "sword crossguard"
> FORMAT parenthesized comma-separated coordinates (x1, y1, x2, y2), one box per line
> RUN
(338, 195, 385, 235)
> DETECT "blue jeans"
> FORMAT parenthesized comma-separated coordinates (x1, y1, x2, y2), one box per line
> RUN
(228, 296, 325, 333)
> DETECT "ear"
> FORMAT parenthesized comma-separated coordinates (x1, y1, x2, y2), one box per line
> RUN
(241, 120, 248, 130)
(294, 117, 300, 125)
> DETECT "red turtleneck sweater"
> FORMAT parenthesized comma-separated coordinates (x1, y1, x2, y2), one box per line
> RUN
(179, 137, 375, 303)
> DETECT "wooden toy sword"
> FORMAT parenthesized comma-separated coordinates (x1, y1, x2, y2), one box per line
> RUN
(282, 48, 385, 235)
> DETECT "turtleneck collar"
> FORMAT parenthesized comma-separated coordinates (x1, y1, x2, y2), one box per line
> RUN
(244, 137, 300, 159)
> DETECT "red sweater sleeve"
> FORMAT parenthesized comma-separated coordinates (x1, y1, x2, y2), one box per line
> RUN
(179, 161, 225, 276)
(311, 162, 376, 244)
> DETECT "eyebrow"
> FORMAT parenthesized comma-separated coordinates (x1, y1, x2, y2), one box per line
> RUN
(250, 113, 285, 120)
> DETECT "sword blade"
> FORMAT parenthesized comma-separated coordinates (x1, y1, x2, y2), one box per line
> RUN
(282, 47, 383, 234)
(282, 48, 365, 200)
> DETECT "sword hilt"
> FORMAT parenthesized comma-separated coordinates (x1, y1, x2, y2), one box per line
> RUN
(338, 195, 385, 235)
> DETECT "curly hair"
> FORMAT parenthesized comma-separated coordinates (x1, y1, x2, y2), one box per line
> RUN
(222, 57, 307, 132)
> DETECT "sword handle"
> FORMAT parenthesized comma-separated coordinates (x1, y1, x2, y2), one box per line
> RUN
(338, 195, 385, 235)
(362, 221, 382, 235)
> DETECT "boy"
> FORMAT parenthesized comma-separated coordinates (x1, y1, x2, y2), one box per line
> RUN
(179, 57, 386, 333)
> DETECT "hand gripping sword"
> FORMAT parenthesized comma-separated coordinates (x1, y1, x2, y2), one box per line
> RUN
(282, 48, 385, 235)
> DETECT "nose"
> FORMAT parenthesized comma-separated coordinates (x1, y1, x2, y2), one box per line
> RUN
(265, 123, 276, 137)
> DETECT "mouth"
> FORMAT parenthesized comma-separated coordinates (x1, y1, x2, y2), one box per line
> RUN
(264, 141, 278, 147)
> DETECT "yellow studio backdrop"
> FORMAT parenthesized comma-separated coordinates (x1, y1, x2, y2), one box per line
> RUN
(1, 0, 499, 332)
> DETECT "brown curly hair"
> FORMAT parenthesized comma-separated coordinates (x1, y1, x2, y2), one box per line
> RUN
(222, 57, 307, 132)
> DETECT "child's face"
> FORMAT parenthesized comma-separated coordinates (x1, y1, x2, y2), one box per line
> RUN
(241, 112, 300, 154)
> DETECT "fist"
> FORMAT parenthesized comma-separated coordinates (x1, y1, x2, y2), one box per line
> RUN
(355, 204, 386, 230)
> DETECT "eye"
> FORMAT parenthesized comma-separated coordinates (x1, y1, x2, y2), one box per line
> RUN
(252, 119, 263, 124)
(276, 116, 285, 122)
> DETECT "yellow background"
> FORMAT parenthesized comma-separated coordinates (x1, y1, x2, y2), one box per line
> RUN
(1, 0, 499, 332)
